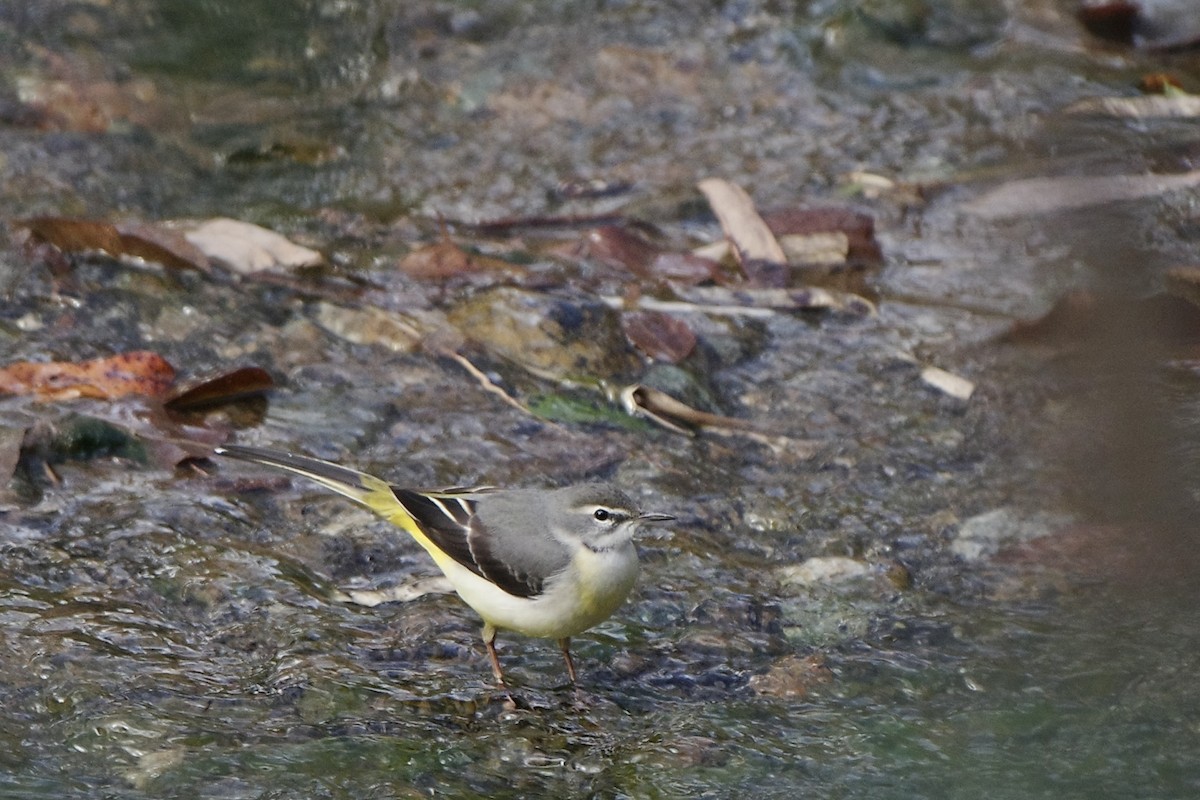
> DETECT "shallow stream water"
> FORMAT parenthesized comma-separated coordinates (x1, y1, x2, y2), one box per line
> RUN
(3, 1, 1200, 797)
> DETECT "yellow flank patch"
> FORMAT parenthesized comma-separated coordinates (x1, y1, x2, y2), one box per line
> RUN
(360, 482, 459, 573)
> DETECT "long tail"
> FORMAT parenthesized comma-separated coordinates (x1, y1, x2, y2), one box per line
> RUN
(214, 445, 407, 524)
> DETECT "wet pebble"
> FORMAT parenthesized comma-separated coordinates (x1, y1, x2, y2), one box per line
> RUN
(778, 555, 871, 586)
(447, 286, 639, 381)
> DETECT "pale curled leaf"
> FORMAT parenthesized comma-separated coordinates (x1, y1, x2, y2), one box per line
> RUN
(179, 217, 323, 274)
(620, 384, 819, 457)
(697, 178, 786, 265)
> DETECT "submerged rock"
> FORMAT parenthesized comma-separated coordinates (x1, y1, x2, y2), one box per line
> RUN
(447, 286, 640, 381)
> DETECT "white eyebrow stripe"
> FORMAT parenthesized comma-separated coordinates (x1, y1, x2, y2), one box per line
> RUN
(581, 504, 633, 522)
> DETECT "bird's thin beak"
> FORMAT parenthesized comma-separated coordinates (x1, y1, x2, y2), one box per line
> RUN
(638, 512, 675, 523)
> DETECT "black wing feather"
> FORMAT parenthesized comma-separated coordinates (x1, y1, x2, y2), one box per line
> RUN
(392, 488, 544, 598)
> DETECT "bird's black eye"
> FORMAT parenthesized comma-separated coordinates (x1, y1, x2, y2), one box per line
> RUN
(593, 508, 611, 522)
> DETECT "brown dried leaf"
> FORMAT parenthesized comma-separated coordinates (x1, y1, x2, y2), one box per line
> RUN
(163, 367, 274, 413)
(621, 311, 697, 363)
(696, 178, 786, 267)
(0, 351, 176, 401)
(20, 217, 124, 254)
(19, 217, 212, 273)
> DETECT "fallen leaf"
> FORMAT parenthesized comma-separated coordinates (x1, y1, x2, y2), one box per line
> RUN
(179, 217, 323, 274)
(163, 367, 274, 413)
(19, 217, 213, 273)
(697, 178, 786, 267)
(20, 217, 122, 253)
(621, 311, 697, 363)
(0, 351, 175, 401)
(526, 392, 649, 429)
(964, 170, 1200, 219)
(620, 383, 820, 457)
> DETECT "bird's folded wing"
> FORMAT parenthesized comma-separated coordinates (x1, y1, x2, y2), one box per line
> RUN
(392, 488, 548, 599)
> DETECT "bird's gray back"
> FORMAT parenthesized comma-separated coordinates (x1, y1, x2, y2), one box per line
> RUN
(473, 487, 574, 588)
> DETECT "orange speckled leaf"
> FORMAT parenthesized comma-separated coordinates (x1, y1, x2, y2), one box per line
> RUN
(0, 351, 176, 400)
